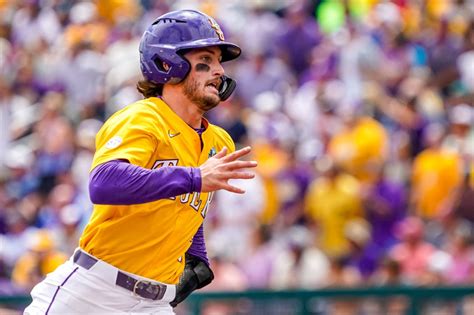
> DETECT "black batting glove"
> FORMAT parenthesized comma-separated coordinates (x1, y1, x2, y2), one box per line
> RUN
(170, 254, 214, 307)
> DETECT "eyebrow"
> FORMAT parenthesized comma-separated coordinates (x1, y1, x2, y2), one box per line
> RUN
(194, 48, 222, 60)
(199, 48, 217, 55)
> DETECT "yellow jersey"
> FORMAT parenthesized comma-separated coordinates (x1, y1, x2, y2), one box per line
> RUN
(79, 97, 235, 284)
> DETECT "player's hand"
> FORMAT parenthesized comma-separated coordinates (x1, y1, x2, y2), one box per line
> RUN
(170, 254, 214, 307)
(199, 146, 257, 194)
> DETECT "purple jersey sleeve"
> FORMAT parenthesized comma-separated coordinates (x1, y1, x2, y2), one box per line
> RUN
(89, 160, 201, 205)
(186, 224, 209, 266)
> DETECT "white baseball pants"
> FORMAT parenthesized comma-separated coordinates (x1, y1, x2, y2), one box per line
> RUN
(24, 249, 176, 314)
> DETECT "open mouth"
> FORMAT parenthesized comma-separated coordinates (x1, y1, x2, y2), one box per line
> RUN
(206, 80, 221, 93)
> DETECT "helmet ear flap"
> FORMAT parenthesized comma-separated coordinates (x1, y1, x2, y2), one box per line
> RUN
(149, 52, 190, 84)
(153, 57, 170, 72)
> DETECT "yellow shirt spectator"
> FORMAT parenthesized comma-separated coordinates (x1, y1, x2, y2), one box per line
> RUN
(96, 0, 141, 25)
(328, 117, 388, 183)
(305, 171, 364, 257)
(411, 148, 463, 219)
(12, 230, 68, 290)
(252, 141, 289, 224)
(64, 22, 109, 51)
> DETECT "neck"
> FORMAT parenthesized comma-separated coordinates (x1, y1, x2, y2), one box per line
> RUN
(161, 87, 203, 129)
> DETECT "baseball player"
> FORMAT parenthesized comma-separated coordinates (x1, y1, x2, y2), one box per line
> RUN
(25, 10, 257, 314)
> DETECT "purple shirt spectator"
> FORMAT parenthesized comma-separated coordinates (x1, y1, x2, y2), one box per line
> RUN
(365, 178, 407, 251)
(275, 6, 321, 76)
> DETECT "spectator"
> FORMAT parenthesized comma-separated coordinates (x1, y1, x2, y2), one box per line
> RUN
(372, 258, 409, 315)
(442, 220, 474, 285)
(234, 52, 294, 109)
(305, 158, 364, 258)
(389, 216, 436, 284)
(410, 123, 463, 220)
(270, 226, 330, 289)
(239, 225, 276, 289)
(11, 229, 67, 291)
(11, 0, 61, 49)
(324, 256, 362, 315)
(33, 92, 74, 196)
(275, 3, 321, 77)
(273, 149, 312, 229)
(204, 255, 248, 292)
(207, 169, 265, 261)
(443, 103, 474, 165)
(3, 145, 38, 200)
(50, 204, 83, 255)
(343, 218, 379, 279)
(363, 166, 407, 254)
(0, 211, 37, 272)
(328, 112, 389, 183)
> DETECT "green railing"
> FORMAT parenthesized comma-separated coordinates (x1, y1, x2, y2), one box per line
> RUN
(185, 286, 474, 315)
(2, 286, 474, 314)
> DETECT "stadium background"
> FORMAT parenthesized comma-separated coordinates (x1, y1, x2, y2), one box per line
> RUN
(0, 0, 473, 314)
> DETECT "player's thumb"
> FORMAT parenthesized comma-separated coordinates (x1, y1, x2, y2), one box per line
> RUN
(214, 146, 227, 158)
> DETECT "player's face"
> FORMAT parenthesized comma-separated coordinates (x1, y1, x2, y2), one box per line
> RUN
(182, 47, 225, 112)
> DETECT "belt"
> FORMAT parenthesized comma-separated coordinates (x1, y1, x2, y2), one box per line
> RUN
(73, 250, 167, 301)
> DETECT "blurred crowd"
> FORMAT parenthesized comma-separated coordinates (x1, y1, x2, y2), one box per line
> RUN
(0, 0, 473, 304)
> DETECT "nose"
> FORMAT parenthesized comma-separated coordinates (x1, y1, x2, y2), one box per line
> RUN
(212, 62, 225, 77)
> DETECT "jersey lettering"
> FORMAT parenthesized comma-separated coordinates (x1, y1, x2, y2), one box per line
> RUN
(152, 159, 179, 169)
(176, 192, 213, 218)
(180, 193, 190, 203)
(201, 192, 214, 218)
(152, 159, 179, 200)
(189, 192, 202, 211)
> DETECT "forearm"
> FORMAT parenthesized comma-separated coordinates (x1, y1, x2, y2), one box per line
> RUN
(186, 225, 209, 265)
(89, 160, 201, 205)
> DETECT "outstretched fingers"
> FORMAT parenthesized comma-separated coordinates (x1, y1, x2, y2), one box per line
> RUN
(213, 146, 228, 159)
(225, 160, 258, 171)
(221, 182, 246, 194)
(222, 146, 252, 162)
(222, 171, 255, 180)
(199, 146, 257, 194)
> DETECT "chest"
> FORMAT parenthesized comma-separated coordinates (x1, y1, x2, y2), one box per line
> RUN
(150, 130, 219, 168)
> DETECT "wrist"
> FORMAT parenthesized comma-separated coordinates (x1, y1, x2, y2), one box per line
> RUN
(190, 167, 202, 192)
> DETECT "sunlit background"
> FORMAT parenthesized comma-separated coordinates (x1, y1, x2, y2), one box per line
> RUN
(0, 0, 473, 314)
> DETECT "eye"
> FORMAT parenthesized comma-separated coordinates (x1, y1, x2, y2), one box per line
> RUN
(201, 56, 212, 63)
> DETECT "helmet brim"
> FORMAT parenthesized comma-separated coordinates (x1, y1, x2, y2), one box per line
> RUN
(177, 39, 241, 62)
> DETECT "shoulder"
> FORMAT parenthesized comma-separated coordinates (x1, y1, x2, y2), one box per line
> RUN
(111, 98, 161, 119)
(207, 124, 235, 152)
(94, 99, 166, 145)
(103, 98, 163, 130)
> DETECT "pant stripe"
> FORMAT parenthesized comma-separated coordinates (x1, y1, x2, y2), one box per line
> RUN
(45, 267, 79, 315)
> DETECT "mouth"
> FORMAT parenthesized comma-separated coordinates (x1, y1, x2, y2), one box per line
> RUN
(205, 80, 221, 94)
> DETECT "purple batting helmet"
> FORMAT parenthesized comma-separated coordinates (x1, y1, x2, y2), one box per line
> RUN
(139, 10, 241, 85)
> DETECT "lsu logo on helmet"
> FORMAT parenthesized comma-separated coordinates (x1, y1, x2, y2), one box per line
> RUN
(208, 18, 225, 41)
